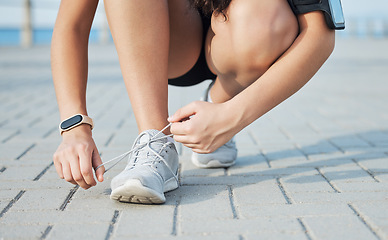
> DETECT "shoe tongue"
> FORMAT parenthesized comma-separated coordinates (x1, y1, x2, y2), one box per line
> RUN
(138, 129, 166, 144)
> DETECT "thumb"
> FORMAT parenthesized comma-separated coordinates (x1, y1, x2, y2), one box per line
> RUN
(92, 150, 105, 182)
(168, 101, 200, 123)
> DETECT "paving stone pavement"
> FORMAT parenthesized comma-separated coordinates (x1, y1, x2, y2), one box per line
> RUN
(0, 38, 388, 240)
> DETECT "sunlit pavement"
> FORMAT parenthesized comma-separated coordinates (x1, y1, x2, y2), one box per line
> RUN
(0, 38, 387, 239)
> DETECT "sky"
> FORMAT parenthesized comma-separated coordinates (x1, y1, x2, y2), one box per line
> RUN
(0, 0, 387, 28)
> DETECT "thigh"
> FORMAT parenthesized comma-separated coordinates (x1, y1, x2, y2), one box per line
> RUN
(167, 0, 203, 79)
(205, 0, 298, 78)
(168, 13, 217, 86)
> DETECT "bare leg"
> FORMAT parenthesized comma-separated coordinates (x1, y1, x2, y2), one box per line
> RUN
(104, 0, 202, 133)
(205, 0, 299, 103)
(168, 0, 202, 79)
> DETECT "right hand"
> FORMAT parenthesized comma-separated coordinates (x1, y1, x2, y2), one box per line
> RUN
(53, 124, 105, 189)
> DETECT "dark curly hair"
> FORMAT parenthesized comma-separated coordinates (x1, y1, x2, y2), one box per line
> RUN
(189, 0, 232, 17)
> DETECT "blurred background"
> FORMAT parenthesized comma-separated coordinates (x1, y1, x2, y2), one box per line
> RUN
(0, 0, 387, 47)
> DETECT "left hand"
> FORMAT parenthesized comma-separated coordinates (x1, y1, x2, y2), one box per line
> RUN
(168, 101, 238, 153)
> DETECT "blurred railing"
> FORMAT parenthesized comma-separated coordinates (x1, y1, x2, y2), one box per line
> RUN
(0, 0, 387, 48)
(338, 18, 388, 39)
(0, 0, 110, 47)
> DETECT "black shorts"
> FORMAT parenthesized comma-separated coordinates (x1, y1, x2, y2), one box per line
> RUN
(168, 14, 216, 87)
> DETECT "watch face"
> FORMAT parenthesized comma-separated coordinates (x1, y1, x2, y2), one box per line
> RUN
(61, 115, 83, 130)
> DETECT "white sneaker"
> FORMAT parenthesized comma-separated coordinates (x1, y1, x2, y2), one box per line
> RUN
(191, 81, 238, 168)
(192, 137, 237, 168)
(110, 129, 179, 204)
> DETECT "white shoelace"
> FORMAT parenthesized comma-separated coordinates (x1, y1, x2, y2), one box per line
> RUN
(95, 123, 175, 177)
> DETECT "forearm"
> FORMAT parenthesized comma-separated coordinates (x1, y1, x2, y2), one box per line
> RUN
(51, 1, 105, 189)
(51, 29, 90, 119)
(228, 13, 335, 132)
(51, 1, 98, 120)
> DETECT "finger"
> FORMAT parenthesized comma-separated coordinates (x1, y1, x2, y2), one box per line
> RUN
(53, 156, 64, 179)
(191, 148, 209, 154)
(79, 149, 97, 187)
(170, 119, 196, 136)
(61, 161, 77, 185)
(177, 139, 201, 149)
(69, 157, 90, 189)
(172, 134, 200, 145)
(168, 101, 199, 123)
(172, 134, 188, 144)
(92, 149, 105, 182)
(170, 122, 188, 136)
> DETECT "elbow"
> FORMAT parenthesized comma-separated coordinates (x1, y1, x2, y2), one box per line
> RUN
(298, 11, 336, 60)
(309, 27, 336, 61)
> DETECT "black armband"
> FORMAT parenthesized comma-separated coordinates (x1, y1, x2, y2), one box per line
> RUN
(287, 0, 345, 30)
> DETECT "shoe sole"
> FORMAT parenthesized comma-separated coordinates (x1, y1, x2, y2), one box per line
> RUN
(110, 178, 178, 204)
(192, 157, 235, 168)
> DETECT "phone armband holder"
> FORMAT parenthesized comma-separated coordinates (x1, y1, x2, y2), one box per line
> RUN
(288, 0, 345, 30)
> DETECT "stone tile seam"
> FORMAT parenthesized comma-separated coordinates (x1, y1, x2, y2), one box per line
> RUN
(294, 142, 310, 160)
(105, 210, 120, 240)
(356, 133, 384, 148)
(247, 130, 272, 168)
(104, 133, 115, 147)
(315, 167, 341, 193)
(305, 121, 322, 135)
(116, 118, 126, 130)
(40, 225, 53, 240)
(14, 110, 29, 120)
(348, 203, 384, 240)
(58, 185, 79, 211)
(0, 190, 26, 218)
(227, 185, 239, 219)
(171, 197, 181, 236)
(327, 139, 346, 153)
(351, 159, 381, 183)
(224, 168, 228, 176)
(247, 130, 258, 145)
(297, 217, 314, 240)
(182, 169, 325, 178)
(28, 116, 42, 128)
(33, 162, 54, 181)
(278, 126, 292, 140)
(1, 129, 21, 143)
(276, 177, 294, 204)
(15, 143, 36, 160)
(0, 119, 8, 127)
(94, 100, 118, 121)
(42, 127, 57, 139)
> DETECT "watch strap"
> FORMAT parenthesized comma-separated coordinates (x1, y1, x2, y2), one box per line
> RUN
(59, 114, 94, 135)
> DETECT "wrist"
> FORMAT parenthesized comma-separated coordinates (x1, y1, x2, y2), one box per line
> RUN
(58, 103, 88, 121)
(221, 100, 246, 135)
(62, 124, 92, 139)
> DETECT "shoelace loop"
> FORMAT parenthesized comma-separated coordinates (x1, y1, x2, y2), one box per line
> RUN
(95, 123, 173, 173)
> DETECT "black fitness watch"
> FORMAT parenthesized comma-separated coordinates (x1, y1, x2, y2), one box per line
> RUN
(59, 114, 94, 135)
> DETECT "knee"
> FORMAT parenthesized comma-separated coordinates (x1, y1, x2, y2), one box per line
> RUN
(212, 0, 299, 74)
